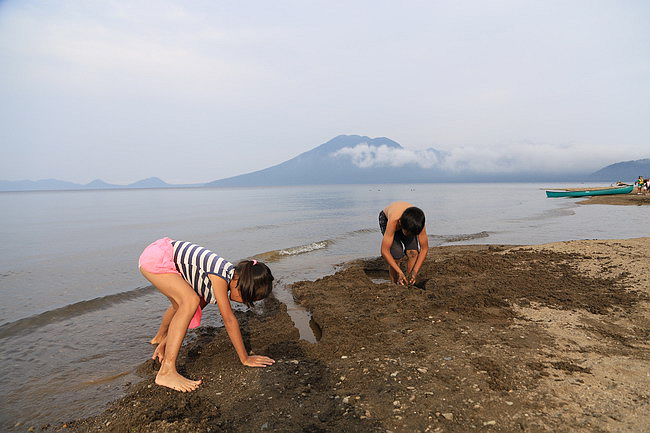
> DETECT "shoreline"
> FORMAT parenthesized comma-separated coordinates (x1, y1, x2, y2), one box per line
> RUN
(578, 193, 650, 206)
(59, 238, 649, 433)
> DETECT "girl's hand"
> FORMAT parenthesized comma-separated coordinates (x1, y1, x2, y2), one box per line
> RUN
(243, 355, 275, 367)
(397, 272, 408, 285)
(408, 272, 417, 285)
(152, 340, 166, 363)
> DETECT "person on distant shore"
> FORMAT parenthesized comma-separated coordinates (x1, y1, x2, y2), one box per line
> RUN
(379, 202, 429, 285)
(138, 237, 275, 392)
(635, 176, 645, 193)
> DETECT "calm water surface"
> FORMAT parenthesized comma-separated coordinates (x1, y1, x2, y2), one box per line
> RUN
(0, 183, 647, 430)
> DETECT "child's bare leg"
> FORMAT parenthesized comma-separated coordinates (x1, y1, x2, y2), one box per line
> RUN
(140, 269, 202, 392)
(406, 250, 419, 277)
(150, 305, 176, 344)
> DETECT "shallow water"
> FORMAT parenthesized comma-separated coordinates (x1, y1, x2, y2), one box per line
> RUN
(0, 183, 647, 430)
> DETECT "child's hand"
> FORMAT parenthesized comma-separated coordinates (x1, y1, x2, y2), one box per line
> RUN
(152, 340, 166, 363)
(408, 272, 417, 285)
(397, 272, 408, 285)
(243, 355, 275, 367)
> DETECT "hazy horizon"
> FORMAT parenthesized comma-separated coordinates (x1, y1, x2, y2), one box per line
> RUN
(1, 1, 649, 184)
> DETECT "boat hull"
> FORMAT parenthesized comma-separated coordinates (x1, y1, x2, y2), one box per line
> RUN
(545, 185, 634, 198)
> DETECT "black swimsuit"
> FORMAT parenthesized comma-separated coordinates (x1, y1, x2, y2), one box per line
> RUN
(378, 210, 420, 259)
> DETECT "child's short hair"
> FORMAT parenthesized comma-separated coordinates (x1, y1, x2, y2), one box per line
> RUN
(400, 207, 425, 235)
(234, 260, 274, 307)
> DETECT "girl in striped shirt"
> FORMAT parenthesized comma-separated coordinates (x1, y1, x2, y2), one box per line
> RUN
(138, 237, 275, 392)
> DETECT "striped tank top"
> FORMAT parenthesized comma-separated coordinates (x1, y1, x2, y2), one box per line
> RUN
(171, 240, 235, 304)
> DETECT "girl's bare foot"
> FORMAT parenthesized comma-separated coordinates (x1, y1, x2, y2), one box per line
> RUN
(155, 369, 202, 392)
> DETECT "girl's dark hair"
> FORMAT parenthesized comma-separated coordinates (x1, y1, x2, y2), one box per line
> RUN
(234, 260, 274, 307)
(400, 206, 425, 235)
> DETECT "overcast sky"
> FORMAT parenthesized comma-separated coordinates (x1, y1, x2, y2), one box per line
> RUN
(1, 0, 649, 184)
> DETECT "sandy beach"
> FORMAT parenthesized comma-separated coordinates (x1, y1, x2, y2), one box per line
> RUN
(578, 193, 650, 206)
(53, 235, 650, 433)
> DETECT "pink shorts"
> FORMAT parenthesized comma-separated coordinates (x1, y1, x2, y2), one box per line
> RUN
(138, 237, 181, 275)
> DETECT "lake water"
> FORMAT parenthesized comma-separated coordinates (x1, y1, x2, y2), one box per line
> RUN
(0, 183, 647, 431)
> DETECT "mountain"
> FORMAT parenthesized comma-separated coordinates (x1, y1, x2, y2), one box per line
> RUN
(588, 158, 650, 182)
(206, 134, 589, 186)
(206, 135, 455, 186)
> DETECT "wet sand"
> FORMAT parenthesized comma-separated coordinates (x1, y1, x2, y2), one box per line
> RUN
(578, 193, 650, 206)
(57, 238, 649, 433)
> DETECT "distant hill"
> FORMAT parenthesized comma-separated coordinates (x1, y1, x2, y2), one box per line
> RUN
(85, 179, 120, 189)
(127, 177, 171, 188)
(0, 176, 181, 192)
(0, 178, 83, 191)
(588, 158, 650, 182)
